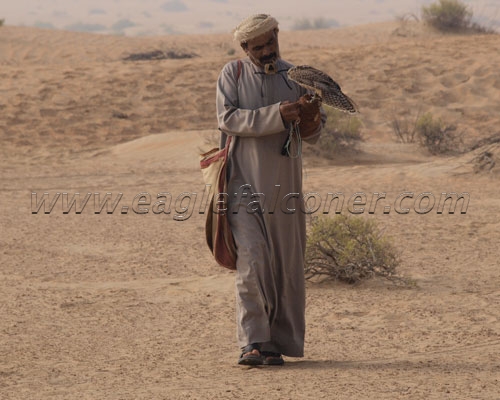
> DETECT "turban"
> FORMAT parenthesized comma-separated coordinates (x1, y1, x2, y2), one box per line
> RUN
(233, 14, 279, 43)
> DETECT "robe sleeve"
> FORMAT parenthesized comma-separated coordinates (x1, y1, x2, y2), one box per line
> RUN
(216, 62, 286, 137)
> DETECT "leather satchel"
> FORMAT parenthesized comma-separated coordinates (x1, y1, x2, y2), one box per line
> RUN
(200, 136, 237, 270)
(199, 60, 242, 270)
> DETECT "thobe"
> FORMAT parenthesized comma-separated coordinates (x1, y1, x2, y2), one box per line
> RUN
(216, 57, 324, 357)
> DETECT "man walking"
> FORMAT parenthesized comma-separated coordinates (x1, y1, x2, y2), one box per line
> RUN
(216, 14, 325, 365)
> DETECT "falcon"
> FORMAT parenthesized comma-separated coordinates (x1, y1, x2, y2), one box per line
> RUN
(287, 65, 359, 114)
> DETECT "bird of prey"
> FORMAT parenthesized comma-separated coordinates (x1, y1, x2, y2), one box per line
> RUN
(287, 65, 359, 114)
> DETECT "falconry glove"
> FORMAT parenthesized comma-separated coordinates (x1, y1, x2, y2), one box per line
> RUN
(298, 94, 322, 139)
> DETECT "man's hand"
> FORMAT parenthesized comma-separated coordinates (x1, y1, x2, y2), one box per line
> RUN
(279, 101, 301, 123)
(298, 94, 322, 138)
(298, 94, 321, 121)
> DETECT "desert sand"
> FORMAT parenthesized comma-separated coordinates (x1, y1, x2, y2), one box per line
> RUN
(1, 21, 499, 399)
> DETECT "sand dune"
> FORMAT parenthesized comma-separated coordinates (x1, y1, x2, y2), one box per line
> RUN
(1, 22, 500, 399)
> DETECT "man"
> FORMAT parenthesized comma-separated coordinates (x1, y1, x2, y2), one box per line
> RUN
(216, 14, 326, 366)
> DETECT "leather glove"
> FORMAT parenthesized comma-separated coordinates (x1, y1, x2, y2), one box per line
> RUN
(298, 94, 321, 139)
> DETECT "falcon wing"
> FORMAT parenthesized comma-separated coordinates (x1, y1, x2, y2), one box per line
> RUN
(287, 65, 358, 114)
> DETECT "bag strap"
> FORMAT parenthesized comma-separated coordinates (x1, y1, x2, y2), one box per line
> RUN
(224, 135, 232, 153)
(220, 60, 241, 149)
(227, 60, 242, 148)
(236, 59, 242, 82)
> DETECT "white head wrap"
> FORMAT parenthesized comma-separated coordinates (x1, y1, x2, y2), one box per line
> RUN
(233, 14, 279, 43)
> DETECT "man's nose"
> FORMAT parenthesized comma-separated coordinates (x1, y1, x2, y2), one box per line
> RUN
(262, 45, 273, 56)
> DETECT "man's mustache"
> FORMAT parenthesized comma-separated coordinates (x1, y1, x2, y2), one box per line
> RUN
(260, 53, 277, 63)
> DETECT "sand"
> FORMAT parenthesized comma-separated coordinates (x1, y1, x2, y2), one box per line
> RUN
(1, 21, 499, 399)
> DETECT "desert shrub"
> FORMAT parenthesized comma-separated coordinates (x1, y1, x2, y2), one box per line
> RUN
(202, 130, 220, 150)
(472, 147, 497, 173)
(392, 13, 420, 37)
(89, 9, 106, 15)
(469, 134, 500, 174)
(305, 215, 402, 284)
(161, 0, 188, 12)
(421, 0, 493, 33)
(306, 107, 362, 159)
(160, 24, 177, 34)
(64, 22, 107, 33)
(389, 108, 421, 143)
(34, 21, 55, 29)
(422, 0, 472, 31)
(198, 21, 214, 29)
(122, 50, 197, 61)
(0, 19, 4, 27)
(292, 18, 339, 30)
(112, 19, 136, 32)
(415, 112, 462, 154)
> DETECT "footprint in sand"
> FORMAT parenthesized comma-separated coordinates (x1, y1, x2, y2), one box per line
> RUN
(145, 83, 165, 92)
(39, 108, 58, 117)
(440, 73, 470, 88)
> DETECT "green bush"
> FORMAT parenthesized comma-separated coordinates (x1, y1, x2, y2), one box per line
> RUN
(292, 18, 339, 30)
(305, 215, 402, 284)
(64, 22, 107, 33)
(34, 21, 55, 29)
(111, 19, 136, 32)
(415, 112, 462, 154)
(308, 107, 362, 159)
(0, 19, 4, 27)
(422, 0, 472, 32)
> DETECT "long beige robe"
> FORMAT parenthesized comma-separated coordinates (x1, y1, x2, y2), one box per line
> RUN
(216, 57, 324, 357)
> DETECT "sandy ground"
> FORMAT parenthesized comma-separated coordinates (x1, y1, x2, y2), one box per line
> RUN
(1, 22, 500, 399)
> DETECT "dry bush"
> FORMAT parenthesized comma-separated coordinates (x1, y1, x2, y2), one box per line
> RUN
(470, 133, 500, 151)
(122, 50, 197, 61)
(292, 18, 339, 30)
(415, 112, 463, 154)
(472, 148, 497, 173)
(305, 107, 363, 159)
(0, 19, 5, 27)
(305, 215, 403, 284)
(422, 0, 495, 33)
(392, 13, 420, 37)
(389, 107, 421, 143)
(422, 0, 472, 31)
(469, 134, 500, 173)
(198, 130, 220, 154)
(64, 22, 107, 33)
(111, 19, 136, 33)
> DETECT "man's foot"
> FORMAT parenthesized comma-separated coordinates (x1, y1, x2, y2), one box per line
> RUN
(261, 351, 284, 366)
(238, 343, 263, 365)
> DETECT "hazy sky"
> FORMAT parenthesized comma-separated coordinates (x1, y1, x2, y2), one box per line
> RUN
(2, 0, 498, 35)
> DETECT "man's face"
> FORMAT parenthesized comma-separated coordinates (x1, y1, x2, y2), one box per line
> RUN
(243, 29, 280, 69)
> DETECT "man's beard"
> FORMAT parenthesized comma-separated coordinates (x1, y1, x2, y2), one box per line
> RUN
(249, 49, 280, 73)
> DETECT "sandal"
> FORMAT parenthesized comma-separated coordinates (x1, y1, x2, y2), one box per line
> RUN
(238, 343, 263, 365)
(262, 351, 284, 366)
